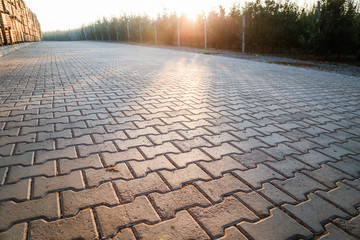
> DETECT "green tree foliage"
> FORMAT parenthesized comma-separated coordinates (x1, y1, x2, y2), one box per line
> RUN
(43, 0, 360, 61)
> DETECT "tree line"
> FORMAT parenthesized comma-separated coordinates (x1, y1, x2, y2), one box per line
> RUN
(44, 0, 360, 61)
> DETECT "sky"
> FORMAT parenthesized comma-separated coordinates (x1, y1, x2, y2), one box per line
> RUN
(25, 0, 316, 32)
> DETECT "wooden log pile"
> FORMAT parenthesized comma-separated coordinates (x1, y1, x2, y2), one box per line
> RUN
(0, 0, 41, 46)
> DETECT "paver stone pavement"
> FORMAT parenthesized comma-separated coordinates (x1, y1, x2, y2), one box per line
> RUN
(0, 41, 359, 239)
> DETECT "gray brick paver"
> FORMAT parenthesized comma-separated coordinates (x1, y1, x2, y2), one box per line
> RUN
(0, 41, 359, 239)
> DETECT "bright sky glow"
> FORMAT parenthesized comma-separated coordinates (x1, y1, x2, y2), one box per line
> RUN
(25, 0, 316, 32)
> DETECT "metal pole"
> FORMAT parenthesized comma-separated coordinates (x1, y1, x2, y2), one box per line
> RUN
(242, 15, 245, 54)
(177, 17, 180, 47)
(94, 25, 97, 41)
(127, 21, 130, 41)
(204, 16, 207, 49)
(107, 25, 111, 41)
(116, 25, 119, 42)
(140, 21, 142, 43)
(83, 28, 87, 40)
(317, 1, 321, 33)
(154, 22, 157, 45)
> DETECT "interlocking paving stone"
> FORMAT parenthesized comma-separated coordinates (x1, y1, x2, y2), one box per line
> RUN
(265, 156, 313, 177)
(6, 161, 56, 184)
(328, 157, 360, 177)
(234, 191, 274, 217)
(160, 164, 212, 190)
(218, 226, 247, 240)
(0, 179, 30, 201)
(84, 163, 133, 187)
(317, 145, 355, 160)
(333, 215, 360, 238)
(0, 223, 27, 240)
(111, 228, 136, 240)
(319, 223, 356, 240)
(95, 196, 160, 238)
(201, 143, 242, 159)
(232, 149, 277, 168)
(134, 211, 209, 240)
(1, 42, 360, 239)
(302, 164, 353, 188)
(0, 152, 34, 167)
(283, 193, 349, 234)
(0, 193, 60, 230)
(199, 156, 246, 177)
(231, 137, 269, 152)
(33, 171, 85, 198)
(128, 155, 176, 177)
(114, 172, 170, 203)
(238, 208, 313, 240)
(272, 172, 327, 201)
(173, 136, 213, 152)
(234, 164, 286, 189)
(194, 173, 251, 202)
(167, 149, 211, 167)
(149, 185, 211, 218)
(0, 167, 7, 185)
(29, 209, 98, 240)
(102, 148, 145, 166)
(316, 182, 360, 216)
(61, 182, 119, 216)
(78, 141, 117, 157)
(258, 182, 297, 205)
(140, 142, 181, 159)
(343, 178, 360, 190)
(58, 154, 103, 174)
(190, 196, 259, 238)
(293, 150, 337, 168)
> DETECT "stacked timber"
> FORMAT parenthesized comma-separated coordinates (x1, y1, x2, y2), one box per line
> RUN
(0, 0, 41, 46)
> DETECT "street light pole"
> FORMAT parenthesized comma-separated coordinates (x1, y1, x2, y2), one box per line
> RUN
(177, 17, 180, 47)
(94, 25, 97, 41)
(83, 28, 87, 40)
(127, 21, 130, 41)
(204, 16, 207, 49)
(242, 15, 245, 54)
(154, 22, 157, 45)
(140, 21, 143, 43)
